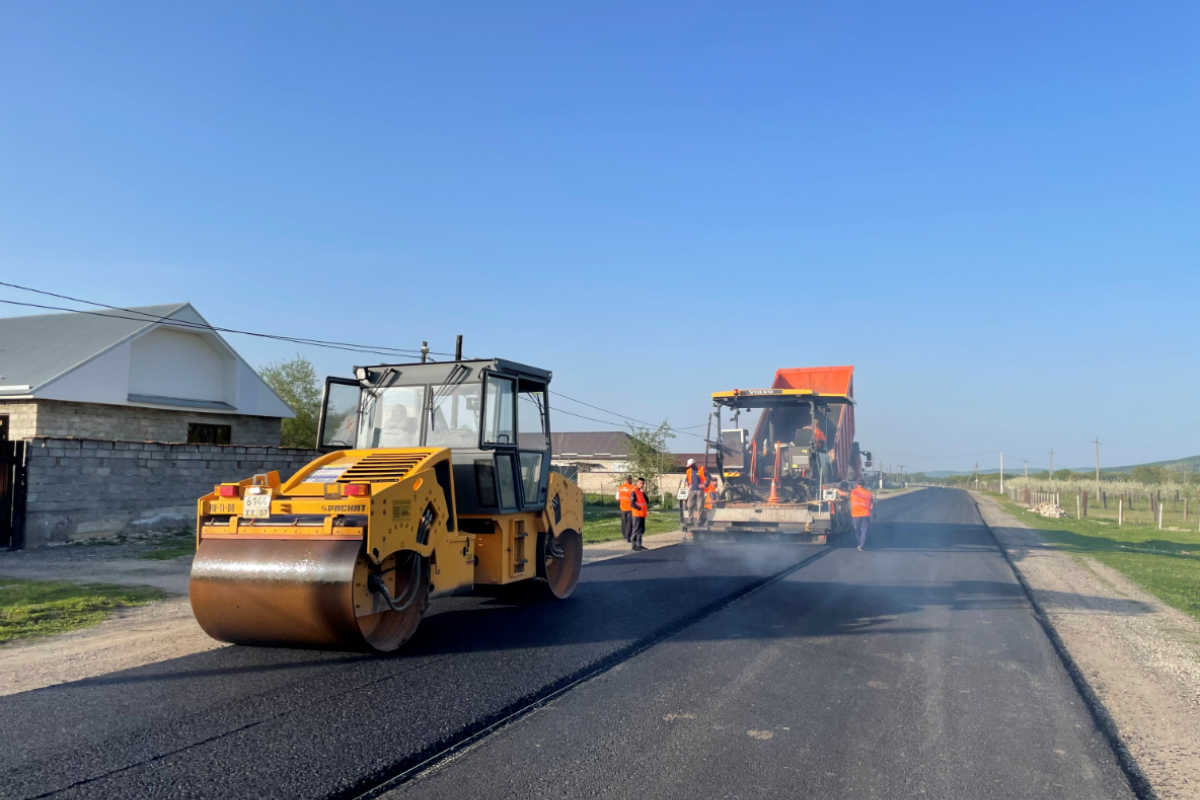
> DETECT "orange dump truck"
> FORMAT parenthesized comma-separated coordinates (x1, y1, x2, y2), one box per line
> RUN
(691, 366, 863, 544)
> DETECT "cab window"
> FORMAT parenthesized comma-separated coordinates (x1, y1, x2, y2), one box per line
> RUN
(483, 376, 516, 446)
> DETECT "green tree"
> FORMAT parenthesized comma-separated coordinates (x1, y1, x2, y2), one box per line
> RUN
(625, 421, 676, 503)
(261, 355, 322, 449)
(1053, 469, 1073, 481)
(1130, 465, 1166, 485)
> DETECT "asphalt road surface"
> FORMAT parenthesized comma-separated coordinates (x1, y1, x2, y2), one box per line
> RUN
(0, 489, 1136, 800)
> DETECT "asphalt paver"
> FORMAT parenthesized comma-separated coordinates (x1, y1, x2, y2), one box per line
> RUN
(389, 489, 1135, 800)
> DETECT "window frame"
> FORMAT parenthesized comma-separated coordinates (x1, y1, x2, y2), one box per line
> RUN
(479, 371, 518, 450)
(316, 377, 363, 452)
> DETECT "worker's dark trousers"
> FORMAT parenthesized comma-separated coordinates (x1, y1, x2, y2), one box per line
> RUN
(620, 510, 633, 542)
(630, 516, 646, 548)
(852, 516, 870, 548)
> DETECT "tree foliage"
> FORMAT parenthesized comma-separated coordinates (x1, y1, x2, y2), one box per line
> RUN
(261, 355, 322, 449)
(625, 421, 676, 501)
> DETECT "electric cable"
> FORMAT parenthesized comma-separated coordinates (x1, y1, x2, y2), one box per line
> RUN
(1, 281, 709, 438)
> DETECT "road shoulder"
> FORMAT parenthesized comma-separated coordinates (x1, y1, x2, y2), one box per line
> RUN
(972, 492, 1200, 800)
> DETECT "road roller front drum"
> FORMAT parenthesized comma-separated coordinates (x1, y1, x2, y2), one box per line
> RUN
(190, 538, 429, 653)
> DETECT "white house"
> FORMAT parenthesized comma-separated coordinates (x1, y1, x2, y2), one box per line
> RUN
(0, 303, 294, 445)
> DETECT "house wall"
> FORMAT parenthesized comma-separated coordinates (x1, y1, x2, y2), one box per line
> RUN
(29, 400, 281, 445)
(22, 436, 322, 546)
(0, 402, 38, 439)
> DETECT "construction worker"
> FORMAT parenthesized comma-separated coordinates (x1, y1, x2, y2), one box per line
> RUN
(616, 476, 634, 543)
(805, 423, 827, 449)
(683, 458, 707, 529)
(850, 479, 875, 551)
(704, 478, 720, 515)
(629, 477, 649, 551)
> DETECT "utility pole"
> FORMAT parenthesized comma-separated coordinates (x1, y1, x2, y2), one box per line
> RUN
(1000, 451, 1004, 494)
(1093, 437, 1102, 496)
(1024, 459, 1028, 479)
(1049, 449, 1054, 480)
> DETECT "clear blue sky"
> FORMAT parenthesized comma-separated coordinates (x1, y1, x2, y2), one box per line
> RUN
(2, 1, 1197, 472)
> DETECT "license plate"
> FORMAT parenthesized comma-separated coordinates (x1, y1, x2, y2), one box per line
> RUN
(242, 491, 272, 519)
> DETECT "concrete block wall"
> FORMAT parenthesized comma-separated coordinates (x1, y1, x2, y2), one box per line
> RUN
(23, 437, 321, 546)
(0, 402, 38, 439)
(573, 470, 685, 500)
(30, 400, 282, 446)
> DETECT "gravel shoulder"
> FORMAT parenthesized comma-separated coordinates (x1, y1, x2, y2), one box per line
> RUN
(973, 492, 1200, 800)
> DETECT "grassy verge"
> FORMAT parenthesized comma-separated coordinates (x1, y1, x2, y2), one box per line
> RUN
(138, 533, 197, 561)
(0, 578, 168, 644)
(987, 492, 1200, 622)
(582, 504, 678, 544)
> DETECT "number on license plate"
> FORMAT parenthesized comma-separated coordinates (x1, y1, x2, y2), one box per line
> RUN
(242, 491, 272, 519)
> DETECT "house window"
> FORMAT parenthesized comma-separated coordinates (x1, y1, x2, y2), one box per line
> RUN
(188, 423, 231, 445)
(0, 416, 8, 441)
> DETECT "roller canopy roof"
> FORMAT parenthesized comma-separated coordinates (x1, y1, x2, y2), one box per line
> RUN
(353, 358, 551, 386)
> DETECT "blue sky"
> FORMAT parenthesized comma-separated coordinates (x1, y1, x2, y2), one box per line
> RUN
(1, 1, 1197, 472)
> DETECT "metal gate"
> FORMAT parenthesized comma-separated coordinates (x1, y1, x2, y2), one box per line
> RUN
(0, 440, 27, 550)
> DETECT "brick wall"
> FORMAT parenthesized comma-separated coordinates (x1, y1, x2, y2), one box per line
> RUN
(0, 402, 38, 439)
(22, 399, 282, 445)
(23, 437, 321, 546)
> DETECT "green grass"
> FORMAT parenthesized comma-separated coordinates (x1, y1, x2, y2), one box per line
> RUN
(581, 504, 679, 544)
(0, 578, 168, 644)
(138, 534, 197, 561)
(989, 493, 1200, 621)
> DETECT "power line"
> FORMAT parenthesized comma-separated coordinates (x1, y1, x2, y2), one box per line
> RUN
(870, 449, 1004, 458)
(0, 283, 455, 358)
(1, 281, 710, 439)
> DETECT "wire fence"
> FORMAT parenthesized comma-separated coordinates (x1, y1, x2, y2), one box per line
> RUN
(987, 481, 1200, 532)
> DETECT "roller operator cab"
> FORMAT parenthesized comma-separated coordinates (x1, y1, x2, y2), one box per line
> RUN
(189, 358, 584, 653)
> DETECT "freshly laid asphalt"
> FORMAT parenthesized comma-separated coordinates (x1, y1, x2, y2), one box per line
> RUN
(0, 489, 1136, 799)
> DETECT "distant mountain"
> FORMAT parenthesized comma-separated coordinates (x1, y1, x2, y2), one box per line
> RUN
(1103, 455, 1200, 473)
(917, 455, 1200, 479)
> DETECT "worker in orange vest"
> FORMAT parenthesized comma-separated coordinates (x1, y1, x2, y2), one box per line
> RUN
(683, 459, 708, 530)
(850, 480, 875, 551)
(629, 477, 649, 551)
(704, 479, 720, 513)
(616, 475, 634, 543)
(806, 423, 827, 448)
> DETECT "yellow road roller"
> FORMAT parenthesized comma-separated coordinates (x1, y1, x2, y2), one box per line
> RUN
(189, 357, 584, 652)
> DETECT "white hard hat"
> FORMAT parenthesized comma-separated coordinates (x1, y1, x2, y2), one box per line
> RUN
(686, 458, 695, 466)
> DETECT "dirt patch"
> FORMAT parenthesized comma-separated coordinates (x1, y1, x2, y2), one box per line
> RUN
(0, 598, 225, 696)
(974, 492, 1200, 800)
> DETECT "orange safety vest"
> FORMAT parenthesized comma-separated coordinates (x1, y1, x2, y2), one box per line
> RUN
(685, 466, 708, 489)
(704, 483, 719, 510)
(630, 487, 649, 518)
(850, 487, 874, 517)
(618, 482, 633, 512)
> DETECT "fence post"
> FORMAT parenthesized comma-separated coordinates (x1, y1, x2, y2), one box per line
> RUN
(1118, 498, 1123, 526)
(1076, 493, 1081, 519)
(1082, 490, 1088, 517)
(1158, 502, 1164, 530)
